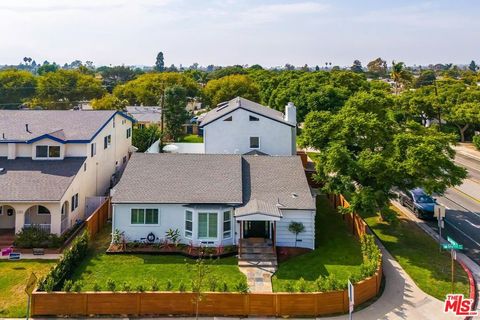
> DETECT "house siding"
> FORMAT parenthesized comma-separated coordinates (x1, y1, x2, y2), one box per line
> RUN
(203, 108, 294, 156)
(275, 209, 316, 249)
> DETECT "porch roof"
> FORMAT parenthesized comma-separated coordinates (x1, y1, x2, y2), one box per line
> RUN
(234, 199, 282, 221)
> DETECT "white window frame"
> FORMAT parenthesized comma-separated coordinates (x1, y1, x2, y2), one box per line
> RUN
(197, 212, 218, 240)
(249, 136, 260, 149)
(91, 143, 96, 157)
(37, 205, 50, 215)
(222, 211, 232, 239)
(126, 128, 132, 139)
(185, 210, 193, 238)
(130, 208, 160, 225)
(35, 145, 61, 159)
(104, 135, 112, 149)
(71, 193, 79, 212)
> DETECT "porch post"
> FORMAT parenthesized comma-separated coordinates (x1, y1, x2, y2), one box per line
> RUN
(272, 221, 276, 253)
(239, 221, 243, 258)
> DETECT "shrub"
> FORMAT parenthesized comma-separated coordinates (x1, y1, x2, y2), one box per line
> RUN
(221, 282, 228, 292)
(136, 284, 145, 292)
(62, 280, 73, 292)
(284, 282, 295, 293)
(39, 231, 89, 291)
(208, 278, 217, 292)
(234, 281, 249, 293)
(121, 282, 131, 292)
(315, 274, 345, 292)
(106, 279, 116, 292)
(165, 279, 173, 291)
(151, 280, 159, 291)
(14, 226, 62, 248)
(44, 277, 55, 293)
(93, 282, 101, 292)
(72, 281, 83, 293)
(178, 281, 186, 292)
(297, 277, 309, 292)
(473, 135, 480, 150)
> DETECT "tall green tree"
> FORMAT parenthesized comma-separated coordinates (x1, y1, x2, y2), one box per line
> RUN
(98, 66, 140, 91)
(91, 94, 127, 110)
(0, 69, 37, 108)
(163, 85, 189, 141)
(367, 58, 387, 77)
(132, 124, 161, 152)
(468, 60, 478, 72)
(444, 100, 480, 142)
(414, 69, 436, 88)
(390, 61, 412, 94)
(203, 74, 260, 107)
(300, 91, 466, 214)
(155, 52, 165, 72)
(350, 60, 364, 73)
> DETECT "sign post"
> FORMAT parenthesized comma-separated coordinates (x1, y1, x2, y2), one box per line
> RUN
(25, 273, 37, 320)
(434, 204, 446, 252)
(451, 249, 456, 293)
(348, 280, 354, 320)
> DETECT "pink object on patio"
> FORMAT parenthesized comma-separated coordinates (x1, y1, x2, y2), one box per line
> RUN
(1, 247, 13, 256)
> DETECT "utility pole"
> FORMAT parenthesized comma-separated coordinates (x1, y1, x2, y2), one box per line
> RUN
(159, 92, 165, 153)
(434, 79, 441, 130)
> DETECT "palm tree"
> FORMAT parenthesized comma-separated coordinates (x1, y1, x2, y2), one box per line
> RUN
(391, 61, 407, 95)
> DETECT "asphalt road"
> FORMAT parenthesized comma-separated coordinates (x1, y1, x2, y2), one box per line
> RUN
(422, 153, 480, 265)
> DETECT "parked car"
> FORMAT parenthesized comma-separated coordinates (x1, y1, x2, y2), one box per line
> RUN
(398, 188, 436, 219)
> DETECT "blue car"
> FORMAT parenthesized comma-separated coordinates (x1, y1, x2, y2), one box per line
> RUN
(399, 188, 436, 219)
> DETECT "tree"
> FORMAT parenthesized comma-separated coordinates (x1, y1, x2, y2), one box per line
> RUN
(155, 51, 165, 72)
(367, 58, 387, 77)
(207, 65, 246, 80)
(187, 257, 214, 320)
(468, 60, 478, 72)
(132, 124, 161, 152)
(300, 91, 466, 214)
(288, 221, 305, 247)
(350, 60, 363, 73)
(37, 62, 59, 75)
(414, 69, 436, 88)
(203, 74, 260, 107)
(390, 61, 412, 94)
(91, 94, 127, 110)
(444, 102, 480, 142)
(113, 72, 199, 105)
(98, 66, 139, 91)
(163, 85, 189, 141)
(0, 69, 37, 108)
(34, 69, 105, 109)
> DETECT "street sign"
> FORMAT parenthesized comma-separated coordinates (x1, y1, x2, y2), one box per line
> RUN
(442, 243, 463, 250)
(25, 273, 37, 295)
(434, 204, 446, 219)
(348, 280, 354, 320)
(451, 249, 457, 261)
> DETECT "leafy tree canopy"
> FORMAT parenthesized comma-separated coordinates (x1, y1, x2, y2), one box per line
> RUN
(91, 93, 127, 110)
(203, 74, 260, 107)
(163, 85, 190, 141)
(0, 69, 37, 108)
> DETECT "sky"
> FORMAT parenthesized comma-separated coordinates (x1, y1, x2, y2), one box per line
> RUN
(0, 0, 479, 68)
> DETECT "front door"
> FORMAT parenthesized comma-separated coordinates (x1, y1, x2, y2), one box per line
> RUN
(244, 221, 269, 238)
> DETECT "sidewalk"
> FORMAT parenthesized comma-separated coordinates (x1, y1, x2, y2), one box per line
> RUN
(0, 253, 61, 260)
(455, 143, 480, 161)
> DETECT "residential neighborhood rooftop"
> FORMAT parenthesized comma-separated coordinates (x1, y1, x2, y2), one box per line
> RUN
(0, 157, 86, 201)
(125, 106, 162, 124)
(199, 97, 293, 127)
(0, 110, 129, 142)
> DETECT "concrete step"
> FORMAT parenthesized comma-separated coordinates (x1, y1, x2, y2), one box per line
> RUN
(239, 253, 277, 261)
(238, 260, 277, 268)
(240, 247, 274, 254)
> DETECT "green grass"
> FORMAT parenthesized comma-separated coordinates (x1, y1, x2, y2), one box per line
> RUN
(271, 196, 363, 291)
(362, 206, 469, 300)
(179, 134, 203, 143)
(0, 259, 57, 318)
(70, 225, 246, 291)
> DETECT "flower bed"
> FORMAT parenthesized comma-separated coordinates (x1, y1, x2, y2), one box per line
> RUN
(106, 242, 237, 258)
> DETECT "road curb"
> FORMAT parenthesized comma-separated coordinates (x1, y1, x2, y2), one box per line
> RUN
(456, 149, 480, 162)
(458, 260, 478, 320)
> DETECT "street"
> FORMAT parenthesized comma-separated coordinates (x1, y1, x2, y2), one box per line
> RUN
(427, 152, 480, 265)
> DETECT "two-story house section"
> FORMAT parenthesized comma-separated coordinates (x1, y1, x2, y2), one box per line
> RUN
(199, 97, 297, 156)
(0, 110, 133, 236)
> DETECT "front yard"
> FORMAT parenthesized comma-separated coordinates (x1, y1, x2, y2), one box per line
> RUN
(69, 225, 246, 291)
(272, 195, 364, 291)
(0, 259, 57, 318)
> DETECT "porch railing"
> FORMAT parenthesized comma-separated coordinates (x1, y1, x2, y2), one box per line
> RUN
(24, 224, 51, 234)
(60, 218, 68, 234)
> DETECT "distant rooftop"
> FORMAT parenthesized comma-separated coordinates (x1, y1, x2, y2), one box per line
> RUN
(126, 106, 162, 124)
(0, 110, 130, 143)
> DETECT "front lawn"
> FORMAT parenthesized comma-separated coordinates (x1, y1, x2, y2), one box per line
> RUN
(70, 225, 246, 292)
(271, 195, 363, 291)
(179, 134, 203, 143)
(363, 206, 469, 300)
(0, 259, 57, 318)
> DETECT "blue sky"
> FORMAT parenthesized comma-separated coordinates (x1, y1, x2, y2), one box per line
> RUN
(0, 0, 478, 67)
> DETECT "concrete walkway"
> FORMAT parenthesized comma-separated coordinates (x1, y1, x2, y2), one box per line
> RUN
(239, 265, 275, 292)
(0, 253, 60, 260)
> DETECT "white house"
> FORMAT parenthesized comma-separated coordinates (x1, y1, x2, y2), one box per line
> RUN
(0, 110, 133, 236)
(111, 153, 316, 249)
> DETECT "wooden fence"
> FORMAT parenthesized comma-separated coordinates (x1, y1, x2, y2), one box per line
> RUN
(31, 267, 381, 317)
(327, 194, 367, 239)
(85, 197, 110, 239)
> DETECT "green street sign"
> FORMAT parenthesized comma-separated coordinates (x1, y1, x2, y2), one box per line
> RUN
(442, 243, 463, 250)
(447, 236, 460, 246)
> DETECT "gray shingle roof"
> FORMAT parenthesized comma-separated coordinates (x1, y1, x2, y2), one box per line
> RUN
(199, 97, 293, 127)
(0, 157, 86, 202)
(0, 110, 119, 142)
(112, 153, 315, 212)
(111, 153, 244, 204)
(235, 199, 283, 218)
(126, 106, 162, 124)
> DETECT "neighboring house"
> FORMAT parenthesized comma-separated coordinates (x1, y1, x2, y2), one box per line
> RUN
(0, 110, 133, 236)
(126, 106, 162, 128)
(111, 153, 316, 249)
(199, 97, 297, 156)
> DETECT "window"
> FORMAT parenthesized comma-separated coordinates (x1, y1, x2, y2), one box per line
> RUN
(249, 137, 260, 149)
(38, 205, 50, 214)
(71, 193, 79, 212)
(126, 128, 132, 139)
(36, 145, 60, 158)
(104, 135, 111, 149)
(113, 118, 116, 128)
(91, 143, 96, 157)
(185, 210, 193, 238)
(130, 208, 159, 225)
(223, 116, 232, 121)
(223, 211, 231, 238)
(84, 163, 87, 172)
(198, 212, 218, 239)
(0, 206, 3, 215)
(249, 115, 259, 121)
